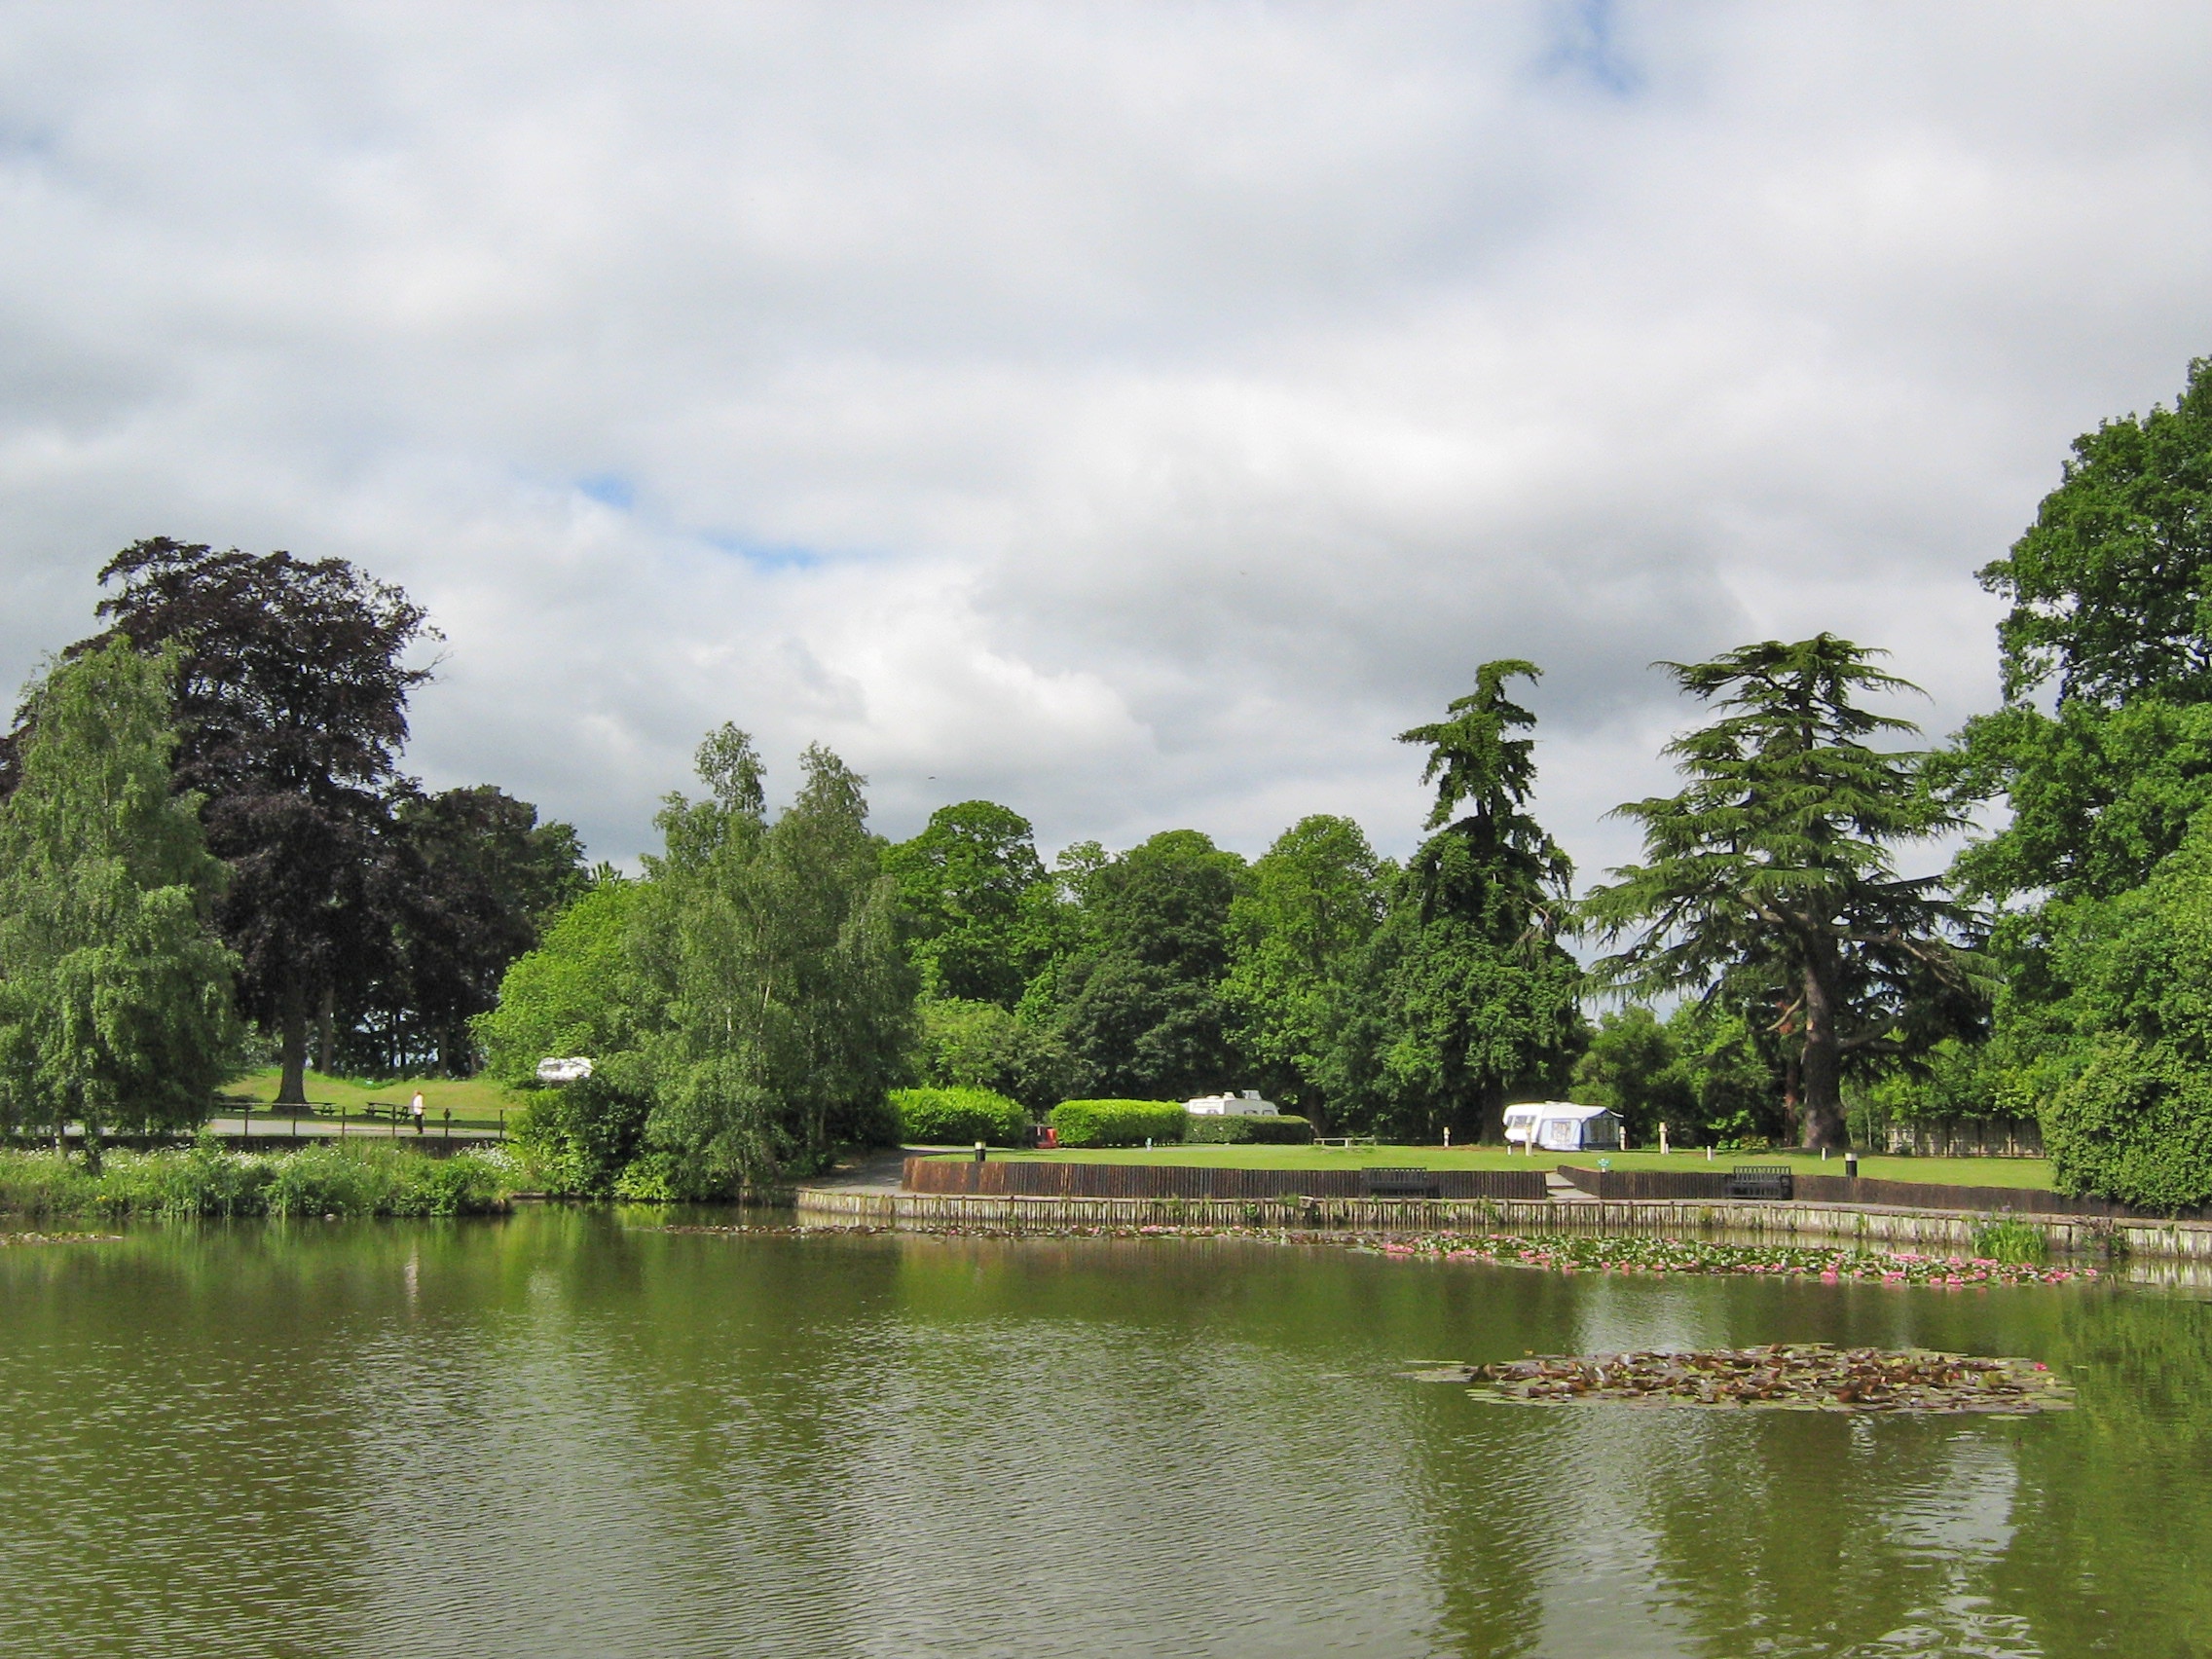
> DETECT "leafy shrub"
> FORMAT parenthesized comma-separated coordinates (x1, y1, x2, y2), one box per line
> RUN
(891, 1087, 1030, 1146)
(508, 1062, 654, 1197)
(1184, 1114, 1313, 1145)
(1049, 1099, 1187, 1148)
(610, 1150, 684, 1201)
(2045, 1036, 2212, 1212)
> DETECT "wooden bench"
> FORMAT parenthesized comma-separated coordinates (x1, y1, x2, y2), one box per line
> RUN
(1361, 1167, 1442, 1199)
(1725, 1164, 1793, 1200)
(1314, 1135, 1380, 1150)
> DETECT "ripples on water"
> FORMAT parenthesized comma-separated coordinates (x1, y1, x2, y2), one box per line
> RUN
(0, 1214, 2202, 1657)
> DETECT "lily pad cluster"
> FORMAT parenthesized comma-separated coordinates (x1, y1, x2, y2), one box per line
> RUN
(1417, 1345, 2074, 1414)
(1371, 1231, 2095, 1286)
(719, 1220, 2102, 1290)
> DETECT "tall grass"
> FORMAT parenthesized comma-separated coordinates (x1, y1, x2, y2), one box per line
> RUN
(0, 1138, 514, 1219)
(1971, 1214, 2050, 1265)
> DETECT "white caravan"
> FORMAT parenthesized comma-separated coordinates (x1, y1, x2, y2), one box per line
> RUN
(1501, 1101, 1622, 1152)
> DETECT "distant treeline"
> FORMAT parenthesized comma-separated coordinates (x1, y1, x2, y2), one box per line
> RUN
(9, 359, 2212, 1207)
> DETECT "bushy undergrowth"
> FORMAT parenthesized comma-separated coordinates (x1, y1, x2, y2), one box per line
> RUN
(1049, 1099, 1188, 1148)
(891, 1087, 1030, 1146)
(1184, 1114, 1314, 1145)
(0, 1138, 514, 1219)
(508, 1072, 652, 1198)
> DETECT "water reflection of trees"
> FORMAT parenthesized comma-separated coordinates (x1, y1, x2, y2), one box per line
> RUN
(0, 1215, 553, 1654)
(1984, 1284, 2212, 1655)
(1625, 1410, 2033, 1654)
(14, 1224, 2212, 1657)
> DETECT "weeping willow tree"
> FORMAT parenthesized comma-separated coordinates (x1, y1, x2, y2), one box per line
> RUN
(0, 641, 238, 1157)
(627, 727, 915, 1193)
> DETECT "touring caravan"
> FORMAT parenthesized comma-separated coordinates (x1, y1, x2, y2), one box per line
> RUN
(1185, 1089, 1281, 1117)
(1501, 1101, 1622, 1152)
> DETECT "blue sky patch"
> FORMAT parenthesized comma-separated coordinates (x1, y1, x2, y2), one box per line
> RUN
(1542, 0, 1641, 96)
(576, 474, 636, 511)
(703, 533, 824, 571)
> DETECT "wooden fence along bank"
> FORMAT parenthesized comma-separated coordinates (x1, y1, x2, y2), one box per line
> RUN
(785, 1157, 2212, 1263)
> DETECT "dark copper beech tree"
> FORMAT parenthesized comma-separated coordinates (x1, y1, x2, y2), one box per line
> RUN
(76, 538, 435, 1104)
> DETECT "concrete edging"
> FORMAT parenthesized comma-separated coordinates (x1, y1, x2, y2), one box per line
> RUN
(791, 1186, 2212, 1261)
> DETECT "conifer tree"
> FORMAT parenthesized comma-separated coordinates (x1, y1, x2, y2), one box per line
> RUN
(1335, 661, 1582, 1142)
(1582, 637, 1981, 1148)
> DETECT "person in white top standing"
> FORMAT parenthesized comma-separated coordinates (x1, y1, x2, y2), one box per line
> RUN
(410, 1089, 425, 1135)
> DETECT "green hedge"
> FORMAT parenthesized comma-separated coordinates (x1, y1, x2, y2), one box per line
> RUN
(891, 1087, 1031, 1147)
(1049, 1099, 1188, 1148)
(1184, 1114, 1314, 1145)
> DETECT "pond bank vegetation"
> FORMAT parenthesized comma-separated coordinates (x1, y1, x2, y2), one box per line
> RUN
(0, 1140, 514, 1218)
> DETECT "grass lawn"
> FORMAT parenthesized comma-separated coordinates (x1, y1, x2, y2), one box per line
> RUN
(218, 1066, 522, 1130)
(959, 1143, 2057, 1191)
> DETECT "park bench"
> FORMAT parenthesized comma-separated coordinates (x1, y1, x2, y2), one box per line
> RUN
(1725, 1164, 1793, 1200)
(1315, 1134, 1380, 1150)
(1362, 1167, 1442, 1199)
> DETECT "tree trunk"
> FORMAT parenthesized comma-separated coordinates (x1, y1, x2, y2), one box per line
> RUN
(63, 1083, 101, 1173)
(1797, 955, 1847, 1150)
(277, 979, 310, 1106)
(1478, 1081, 1508, 1146)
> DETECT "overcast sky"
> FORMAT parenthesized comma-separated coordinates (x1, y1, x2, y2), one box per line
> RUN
(4, 2, 2209, 879)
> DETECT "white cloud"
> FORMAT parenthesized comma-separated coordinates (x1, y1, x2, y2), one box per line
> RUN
(2, 0, 2209, 882)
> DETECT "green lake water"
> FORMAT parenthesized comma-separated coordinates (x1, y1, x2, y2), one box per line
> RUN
(1, 1209, 2206, 1658)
